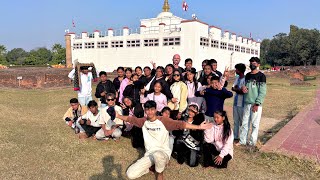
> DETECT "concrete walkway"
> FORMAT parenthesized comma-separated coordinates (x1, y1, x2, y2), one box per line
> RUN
(261, 88, 320, 163)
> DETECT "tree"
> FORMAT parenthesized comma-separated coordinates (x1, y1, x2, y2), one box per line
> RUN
(51, 44, 66, 65)
(25, 47, 52, 65)
(6, 48, 27, 65)
(0, 45, 7, 65)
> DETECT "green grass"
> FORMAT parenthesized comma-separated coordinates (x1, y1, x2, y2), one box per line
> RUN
(0, 77, 319, 180)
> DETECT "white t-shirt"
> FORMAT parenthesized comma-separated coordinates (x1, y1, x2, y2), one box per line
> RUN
(233, 76, 245, 107)
(99, 105, 123, 130)
(82, 109, 102, 127)
(78, 72, 93, 97)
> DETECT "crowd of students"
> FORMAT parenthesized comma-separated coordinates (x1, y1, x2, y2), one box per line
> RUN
(63, 54, 267, 180)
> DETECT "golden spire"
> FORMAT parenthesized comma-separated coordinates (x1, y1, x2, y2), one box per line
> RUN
(162, 0, 170, 12)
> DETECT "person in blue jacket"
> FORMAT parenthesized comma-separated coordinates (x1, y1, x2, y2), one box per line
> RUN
(195, 76, 233, 122)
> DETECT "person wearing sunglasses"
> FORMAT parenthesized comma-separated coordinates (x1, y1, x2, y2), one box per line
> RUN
(168, 69, 188, 120)
(96, 93, 123, 141)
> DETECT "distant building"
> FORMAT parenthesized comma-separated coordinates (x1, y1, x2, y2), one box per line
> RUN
(65, 0, 260, 72)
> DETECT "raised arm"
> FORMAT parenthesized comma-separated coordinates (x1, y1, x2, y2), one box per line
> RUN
(116, 113, 145, 128)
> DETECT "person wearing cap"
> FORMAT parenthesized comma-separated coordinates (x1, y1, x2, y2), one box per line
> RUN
(173, 104, 205, 167)
(77, 100, 102, 139)
(238, 57, 267, 147)
(96, 93, 123, 140)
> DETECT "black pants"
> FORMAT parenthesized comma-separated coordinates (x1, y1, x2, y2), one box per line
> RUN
(203, 143, 232, 168)
(81, 124, 101, 137)
(175, 139, 200, 167)
(131, 126, 144, 149)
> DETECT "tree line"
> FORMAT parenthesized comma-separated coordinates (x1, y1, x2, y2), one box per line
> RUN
(0, 44, 66, 66)
(260, 25, 320, 66)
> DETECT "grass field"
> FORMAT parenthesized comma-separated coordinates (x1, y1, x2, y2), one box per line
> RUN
(0, 76, 319, 180)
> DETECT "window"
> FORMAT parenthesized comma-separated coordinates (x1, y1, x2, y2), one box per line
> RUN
(241, 47, 245, 53)
(251, 49, 255, 54)
(220, 42, 227, 50)
(211, 40, 219, 48)
(127, 40, 140, 47)
(73, 43, 82, 49)
(246, 48, 250, 54)
(163, 37, 180, 46)
(88, 34, 94, 38)
(255, 50, 259, 55)
(200, 37, 209, 46)
(235, 45, 240, 52)
(144, 39, 159, 47)
(97, 41, 108, 48)
(84, 42, 94, 49)
(111, 41, 123, 48)
(228, 43, 234, 51)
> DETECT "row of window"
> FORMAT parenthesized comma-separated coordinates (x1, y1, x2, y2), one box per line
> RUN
(201, 37, 259, 55)
(74, 37, 181, 49)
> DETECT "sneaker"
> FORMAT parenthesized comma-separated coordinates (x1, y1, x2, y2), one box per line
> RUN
(74, 127, 80, 134)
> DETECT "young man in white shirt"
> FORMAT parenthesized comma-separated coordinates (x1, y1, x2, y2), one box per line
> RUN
(78, 66, 94, 106)
(78, 100, 102, 139)
(96, 93, 123, 140)
(116, 100, 212, 180)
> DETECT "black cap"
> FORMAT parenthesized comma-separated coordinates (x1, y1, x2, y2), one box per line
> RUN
(107, 106, 116, 121)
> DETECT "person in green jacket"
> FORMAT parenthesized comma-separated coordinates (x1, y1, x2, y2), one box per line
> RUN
(238, 57, 267, 147)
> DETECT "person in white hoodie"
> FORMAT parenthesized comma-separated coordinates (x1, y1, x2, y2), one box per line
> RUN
(203, 110, 234, 168)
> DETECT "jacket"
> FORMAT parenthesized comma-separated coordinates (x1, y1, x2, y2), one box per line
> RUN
(95, 80, 116, 104)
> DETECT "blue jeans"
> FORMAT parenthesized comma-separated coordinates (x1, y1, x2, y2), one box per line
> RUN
(233, 106, 244, 140)
(239, 104, 263, 146)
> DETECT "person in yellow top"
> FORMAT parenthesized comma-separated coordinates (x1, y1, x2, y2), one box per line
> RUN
(168, 69, 188, 119)
(63, 98, 88, 134)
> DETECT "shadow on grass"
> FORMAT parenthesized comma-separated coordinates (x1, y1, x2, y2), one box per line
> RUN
(90, 156, 125, 180)
(260, 107, 299, 145)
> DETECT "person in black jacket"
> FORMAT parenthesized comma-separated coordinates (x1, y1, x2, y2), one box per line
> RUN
(95, 71, 116, 108)
(173, 104, 205, 167)
(123, 73, 143, 104)
(121, 96, 144, 148)
(146, 66, 173, 100)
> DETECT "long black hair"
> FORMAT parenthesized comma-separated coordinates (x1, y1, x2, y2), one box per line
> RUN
(214, 110, 231, 143)
(185, 68, 198, 90)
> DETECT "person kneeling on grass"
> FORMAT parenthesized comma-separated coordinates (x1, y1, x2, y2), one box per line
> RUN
(63, 98, 88, 134)
(116, 100, 212, 180)
(95, 93, 123, 141)
(203, 110, 233, 169)
(78, 100, 102, 139)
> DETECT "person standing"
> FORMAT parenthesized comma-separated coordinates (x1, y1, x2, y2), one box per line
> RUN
(95, 71, 116, 108)
(238, 57, 267, 147)
(231, 63, 246, 142)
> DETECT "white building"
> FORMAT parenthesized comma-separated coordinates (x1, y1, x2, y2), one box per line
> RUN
(65, 0, 260, 72)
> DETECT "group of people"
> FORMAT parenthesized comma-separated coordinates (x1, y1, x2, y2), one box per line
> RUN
(63, 54, 267, 180)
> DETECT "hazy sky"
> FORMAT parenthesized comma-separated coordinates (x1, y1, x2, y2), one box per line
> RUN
(0, 0, 319, 51)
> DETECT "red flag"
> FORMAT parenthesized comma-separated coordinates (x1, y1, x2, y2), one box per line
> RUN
(182, 1, 188, 11)
(72, 19, 76, 28)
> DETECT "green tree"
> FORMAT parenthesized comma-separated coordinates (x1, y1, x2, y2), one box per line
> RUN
(6, 48, 27, 65)
(0, 45, 7, 65)
(25, 47, 52, 65)
(51, 44, 66, 65)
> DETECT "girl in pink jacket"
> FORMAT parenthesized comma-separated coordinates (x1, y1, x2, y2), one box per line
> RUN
(203, 110, 233, 168)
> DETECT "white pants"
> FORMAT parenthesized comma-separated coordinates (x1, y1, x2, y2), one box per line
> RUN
(126, 151, 169, 179)
(239, 104, 263, 146)
(78, 95, 92, 106)
(95, 128, 122, 139)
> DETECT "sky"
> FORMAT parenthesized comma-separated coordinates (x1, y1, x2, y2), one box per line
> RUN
(0, 0, 319, 51)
